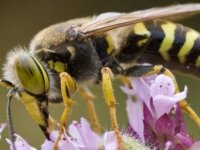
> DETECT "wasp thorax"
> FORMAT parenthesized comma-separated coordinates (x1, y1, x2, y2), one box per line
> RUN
(14, 53, 49, 95)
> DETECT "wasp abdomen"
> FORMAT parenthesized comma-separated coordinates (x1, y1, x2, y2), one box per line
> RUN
(116, 20, 200, 75)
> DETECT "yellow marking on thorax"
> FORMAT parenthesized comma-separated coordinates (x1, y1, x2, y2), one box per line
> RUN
(133, 22, 151, 46)
(159, 22, 176, 61)
(105, 34, 114, 54)
(48, 60, 65, 73)
(67, 46, 75, 58)
(54, 61, 65, 73)
(196, 56, 200, 67)
(48, 60, 54, 68)
(178, 30, 199, 63)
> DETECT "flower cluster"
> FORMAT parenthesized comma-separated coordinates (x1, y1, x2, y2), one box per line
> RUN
(2, 74, 200, 150)
(4, 118, 148, 150)
(41, 117, 149, 150)
(121, 74, 199, 150)
(6, 134, 37, 150)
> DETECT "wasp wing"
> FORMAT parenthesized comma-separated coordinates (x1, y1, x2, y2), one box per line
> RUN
(79, 3, 200, 36)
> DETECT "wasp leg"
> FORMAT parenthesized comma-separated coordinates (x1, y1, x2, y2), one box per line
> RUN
(54, 72, 76, 150)
(48, 116, 57, 132)
(101, 67, 124, 150)
(123, 64, 200, 129)
(79, 86, 101, 133)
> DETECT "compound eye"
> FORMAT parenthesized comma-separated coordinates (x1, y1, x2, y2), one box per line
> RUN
(15, 54, 49, 95)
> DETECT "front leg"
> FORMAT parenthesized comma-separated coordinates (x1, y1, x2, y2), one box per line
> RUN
(54, 72, 76, 150)
(79, 86, 101, 133)
(101, 67, 124, 150)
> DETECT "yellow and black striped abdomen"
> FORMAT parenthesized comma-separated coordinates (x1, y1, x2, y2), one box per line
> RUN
(116, 20, 200, 75)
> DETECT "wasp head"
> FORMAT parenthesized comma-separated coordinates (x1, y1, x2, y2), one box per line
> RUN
(3, 48, 50, 96)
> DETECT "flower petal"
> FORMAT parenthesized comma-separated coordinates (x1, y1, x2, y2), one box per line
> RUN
(6, 134, 36, 150)
(132, 78, 152, 111)
(164, 141, 173, 150)
(126, 99, 145, 143)
(41, 130, 75, 150)
(150, 74, 175, 97)
(41, 140, 54, 150)
(175, 132, 193, 148)
(103, 131, 118, 150)
(155, 114, 175, 135)
(153, 86, 187, 118)
(68, 118, 100, 149)
(189, 141, 200, 150)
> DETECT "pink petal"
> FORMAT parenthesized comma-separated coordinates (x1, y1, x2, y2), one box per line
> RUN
(49, 130, 60, 142)
(126, 99, 145, 143)
(176, 132, 193, 148)
(121, 75, 156, 115)
(68, 120, 83, 143)
(155, 114, 175, 135)
(68, 118, 100, 149)
(189, 141, 200, 150)
(150, 74, 175, 97)
(134, 76, 156, 114)
(6, 134, 36, 150)
(41, 131, 74, 150)
(41, 131, 75, 150)
(164, 141, 173, 150)
(103, 131, 118, 150)
(153, 86, 187, 118)
(79, 118, 100, 147)
(41, 140, 54, 150)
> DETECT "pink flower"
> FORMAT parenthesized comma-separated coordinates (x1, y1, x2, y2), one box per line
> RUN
(103, 131, 118, 150)
(41, 130, 75, 150)
(67, 118, 101, 149)
(42, 118, 102, 150)
(121, 74, 195, 149)
(42, 118, 148, 150)
(189, 141, 200, 150)
(42, 118, 100, 150)
(150, 74, 187, 118)
(6, 134, 36, 150)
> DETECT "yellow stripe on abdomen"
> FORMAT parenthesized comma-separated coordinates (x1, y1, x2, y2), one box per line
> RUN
(178, 30, 199, 63)
(105, 34, 115, 54)
(159, 22, 176, 61)
(133, 22, 151, 46)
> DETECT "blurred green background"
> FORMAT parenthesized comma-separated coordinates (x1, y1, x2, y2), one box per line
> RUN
(1, 0, 200, 149)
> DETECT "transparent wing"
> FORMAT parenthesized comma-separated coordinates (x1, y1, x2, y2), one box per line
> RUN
(79, 3, 200, 37)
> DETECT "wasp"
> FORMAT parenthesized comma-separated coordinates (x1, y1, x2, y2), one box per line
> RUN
(1, 3, 200, 150)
